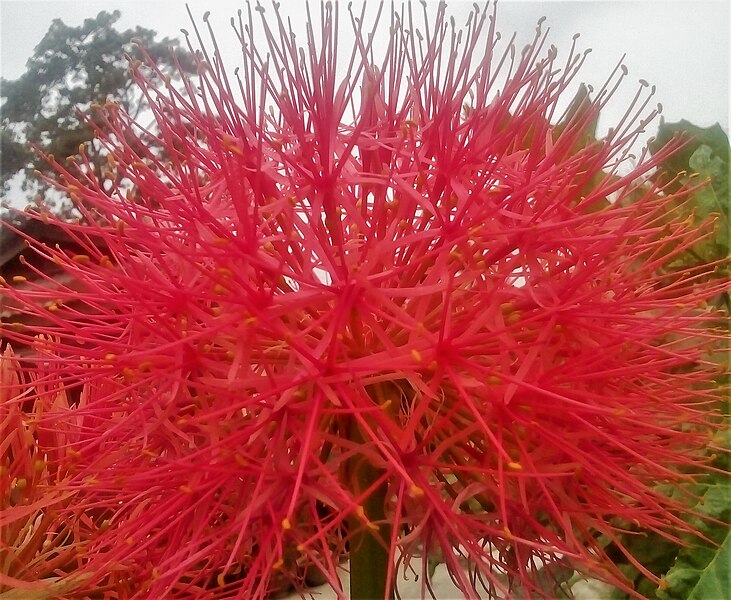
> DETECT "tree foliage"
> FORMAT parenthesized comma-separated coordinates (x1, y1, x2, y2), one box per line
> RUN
(0, 10, 194, 211)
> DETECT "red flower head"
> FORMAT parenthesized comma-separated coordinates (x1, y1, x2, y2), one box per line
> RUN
(1, 2, 727, 599)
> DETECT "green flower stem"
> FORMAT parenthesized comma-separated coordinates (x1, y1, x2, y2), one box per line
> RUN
(347, 382, 395, 600)
(348, 456, 392, 600)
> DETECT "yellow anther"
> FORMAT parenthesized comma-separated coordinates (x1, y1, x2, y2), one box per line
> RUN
(272, 559, 284, 571)
(211, 306, 223, 316)
(380, 399, 392, 410)
(262, 241, 275, 252)
(281, 518, 292, 530)
(213, 283, 227, 295)
(104, 353, 116, 362)
(506, 311, 521, 325)
(33, 459, 45, 473)
(411, 349, 422, 362)
(12, 275, 27, 283)
(222, 135, 244, 156)
(179, 484, 193, 494)
(217, 572, 227, 587)
(212, 237, 230, 247)
(99, 255, 113, 268)
(244, 316, 257, 325)
(488, 375, 502, 385)
(409, 484, 424, 498)
(507, 462, 523, 471)
(217, 267, 233, 278)
(503, 526, 513, 539)
(138, 361, 152, 372)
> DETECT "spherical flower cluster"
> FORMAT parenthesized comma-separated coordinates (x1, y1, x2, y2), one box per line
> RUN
(1, 2, 726, 599)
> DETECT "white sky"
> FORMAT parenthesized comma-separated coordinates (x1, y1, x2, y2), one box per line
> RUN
(0, 0, 729, 165)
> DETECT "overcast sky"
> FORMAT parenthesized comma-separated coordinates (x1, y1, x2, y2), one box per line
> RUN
(1, 0, 729, 146)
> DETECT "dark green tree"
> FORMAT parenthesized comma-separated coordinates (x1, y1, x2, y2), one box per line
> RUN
(0, 10, 194, 212)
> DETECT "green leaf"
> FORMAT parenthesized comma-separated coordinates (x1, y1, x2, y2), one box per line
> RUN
(650, 120, 729, 180)
(657, 479, 731, 600)
(687, 144, 730, 251)
(648, 121, 730, 268)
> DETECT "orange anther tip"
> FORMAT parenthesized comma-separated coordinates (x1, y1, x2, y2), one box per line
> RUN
(409, 484, 424, 497)
(282, 518, 292, 530)
(507, 462, 523, 471)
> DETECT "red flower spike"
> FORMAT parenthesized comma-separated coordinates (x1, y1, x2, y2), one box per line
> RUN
(1, 2, 728, 599)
